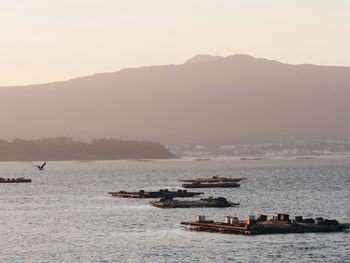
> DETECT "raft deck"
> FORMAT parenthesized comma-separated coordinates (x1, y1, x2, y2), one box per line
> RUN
(181, 214, 350, 235)
(109, 189, 203, 198)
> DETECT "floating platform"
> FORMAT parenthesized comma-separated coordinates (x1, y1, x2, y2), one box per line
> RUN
(240, 157, 266, 160)
(179, 176, 246, 183)
(182, 182, 240, 188)
(108, 189, 203, 198)
(193, 158, 211, 161)
(150, 196, 239, 208)
(181, 213, 350, 235)
(0, 177, 31, 183)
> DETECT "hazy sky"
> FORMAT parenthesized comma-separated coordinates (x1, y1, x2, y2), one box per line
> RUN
(1, 0, 349, 85)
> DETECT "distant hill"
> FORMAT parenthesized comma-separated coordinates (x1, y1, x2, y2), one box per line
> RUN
(1, 54, 350, 146)
(0, 138, 176, 161)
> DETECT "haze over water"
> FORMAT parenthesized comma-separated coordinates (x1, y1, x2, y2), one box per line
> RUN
(0, 157, 349, 262)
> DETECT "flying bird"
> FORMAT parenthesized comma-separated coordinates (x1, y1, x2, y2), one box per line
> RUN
(34, 161, 46, 170)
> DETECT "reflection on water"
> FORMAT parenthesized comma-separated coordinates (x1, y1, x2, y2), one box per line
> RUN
(0, 158, 349, 262)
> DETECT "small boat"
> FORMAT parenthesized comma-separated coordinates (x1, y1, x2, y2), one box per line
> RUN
(150, 196, 239, 208)
(0, 177, 32, 183)
(182, 182, 240, 188)
(108, 189, 203, 198)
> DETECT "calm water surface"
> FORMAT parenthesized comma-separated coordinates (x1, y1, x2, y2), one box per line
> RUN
(0, 158, 349, 262)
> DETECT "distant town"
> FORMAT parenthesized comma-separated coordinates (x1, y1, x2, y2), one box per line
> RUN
(173, 139, 350, 158)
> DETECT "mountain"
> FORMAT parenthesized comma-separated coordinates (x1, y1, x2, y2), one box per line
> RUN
(1, 54, 350, 147)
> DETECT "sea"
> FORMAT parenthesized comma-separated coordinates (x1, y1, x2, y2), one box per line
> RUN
(0, 157, 349, 263)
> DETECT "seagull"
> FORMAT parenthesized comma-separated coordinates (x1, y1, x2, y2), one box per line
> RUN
(34, 161, 46, 170)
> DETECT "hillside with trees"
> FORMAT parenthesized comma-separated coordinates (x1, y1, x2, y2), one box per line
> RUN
(0, 138, 176, 161)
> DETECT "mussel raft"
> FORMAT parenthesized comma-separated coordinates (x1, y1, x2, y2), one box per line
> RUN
(150, 197, 239, 208)
(181, 213, 350, 235)
(108, 189, 203, 198)
(179, 176, 246, 183)
(180, 176, 244, 188)
(0, 177, 31, 183)
(181, 182, 240, 188)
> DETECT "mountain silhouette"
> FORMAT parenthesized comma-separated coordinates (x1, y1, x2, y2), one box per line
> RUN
(1, 54, 350, 145)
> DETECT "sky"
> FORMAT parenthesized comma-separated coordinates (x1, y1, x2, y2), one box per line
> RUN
(0, 0, 349, 86)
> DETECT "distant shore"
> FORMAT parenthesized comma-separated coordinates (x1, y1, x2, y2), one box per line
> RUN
(0, 137, 177, 161)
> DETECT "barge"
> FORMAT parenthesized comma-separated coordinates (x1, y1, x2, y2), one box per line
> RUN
(179, 176, 246, 183)
(0, 177, 31, 183)
(240, 157, 266, 160)
(194, 158, 210, 161)
(181, 213, 350, 235)
(150, 196, 239, 208)
(182, 182, 240, 188)
(108, 189, 203, 198)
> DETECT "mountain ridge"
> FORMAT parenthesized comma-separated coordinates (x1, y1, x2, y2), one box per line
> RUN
(2, 54, 349, 88)
(1, 54, 349, 146)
